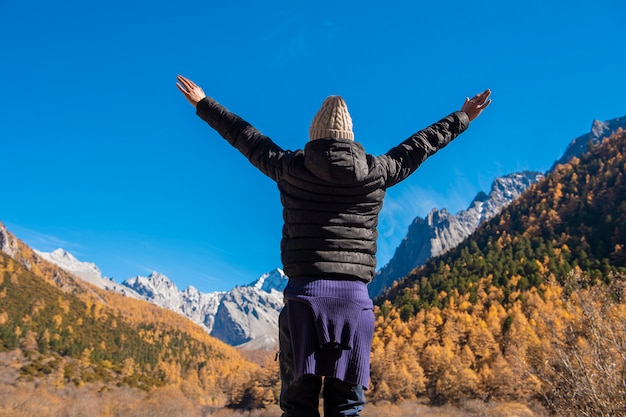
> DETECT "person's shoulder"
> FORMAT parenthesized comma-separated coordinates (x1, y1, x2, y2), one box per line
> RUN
(282, 149, 304, 167)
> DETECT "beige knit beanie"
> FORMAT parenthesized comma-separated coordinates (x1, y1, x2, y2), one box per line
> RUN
(308, 96, 354, 141)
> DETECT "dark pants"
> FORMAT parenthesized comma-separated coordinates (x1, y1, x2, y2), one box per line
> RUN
(279, 304, 366, 417)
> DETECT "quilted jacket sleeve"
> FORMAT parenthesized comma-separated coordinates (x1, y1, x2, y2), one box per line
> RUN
(195, 97, 288, 181)
(380, 111, 470, 188)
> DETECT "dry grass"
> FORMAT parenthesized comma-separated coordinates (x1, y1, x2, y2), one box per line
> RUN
(0, 380, 549, 417)
(363, 399, 548, 417)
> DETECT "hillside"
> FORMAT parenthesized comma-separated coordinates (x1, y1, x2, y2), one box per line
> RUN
(0, 228, 272, 408)
(369, 129, 626, 415)
(382, 129, 626, 309)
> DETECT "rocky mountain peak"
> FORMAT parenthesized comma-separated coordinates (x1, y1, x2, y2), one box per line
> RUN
(250, 268, 288, 293)
(35, 248, 103, 282)
(473, 191, 489, 203)
(0, 222, 19, 259)
(121, 273, 182, 309)
(590, 119, 609, 140)
(553, 115, 626, 169)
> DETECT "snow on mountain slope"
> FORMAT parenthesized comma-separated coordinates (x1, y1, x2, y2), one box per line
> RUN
(34, 248, 144, 299)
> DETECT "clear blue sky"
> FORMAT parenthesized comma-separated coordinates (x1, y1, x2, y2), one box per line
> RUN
(1, 0, 625, 292)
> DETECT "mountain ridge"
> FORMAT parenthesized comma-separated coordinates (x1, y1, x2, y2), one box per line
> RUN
(20, 242, 289, 350)
(121, 268, 287, 350)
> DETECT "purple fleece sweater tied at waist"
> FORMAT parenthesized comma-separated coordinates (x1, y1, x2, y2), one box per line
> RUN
(283, 278, 375, 388)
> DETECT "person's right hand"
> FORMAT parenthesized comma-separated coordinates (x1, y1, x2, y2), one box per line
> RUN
(461, 89, 491, 121)
(176, 75, 207, 107)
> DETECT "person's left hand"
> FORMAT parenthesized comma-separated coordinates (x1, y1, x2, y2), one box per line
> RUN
(176, 75, 207, 107)
(461, 89, 491, 121)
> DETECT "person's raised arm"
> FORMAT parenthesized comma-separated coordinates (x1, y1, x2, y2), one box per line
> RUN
(382, 89, 491, 188)
(176, 75, 287, 181)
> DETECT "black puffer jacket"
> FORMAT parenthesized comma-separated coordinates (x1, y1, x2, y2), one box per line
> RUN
(196, 97, 469, 283)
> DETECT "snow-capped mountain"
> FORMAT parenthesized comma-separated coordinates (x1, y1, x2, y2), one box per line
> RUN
(368, 171, 543, 297)
(252, 269, 289, 294)
(123, 272, 224, 332)
(35, 248, 101, 281)
(211, 276, 286, 350)
(121, 268, 287, 349)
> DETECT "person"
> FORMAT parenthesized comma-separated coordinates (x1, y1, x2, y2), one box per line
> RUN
(176, 75, 491, 417)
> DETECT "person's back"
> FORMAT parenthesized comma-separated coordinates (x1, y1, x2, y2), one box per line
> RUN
(277, 130, 386, 282)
